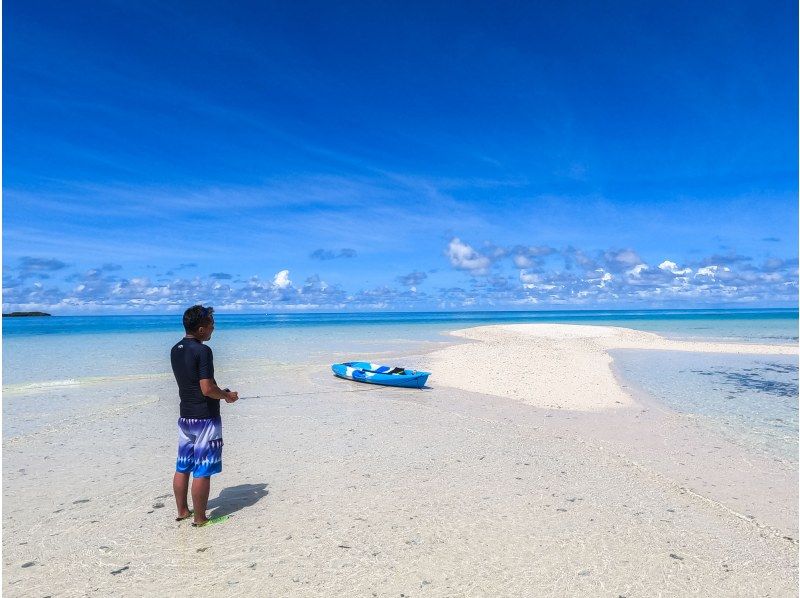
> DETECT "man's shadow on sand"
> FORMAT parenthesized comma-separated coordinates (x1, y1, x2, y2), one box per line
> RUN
(208, 483, 269, 517)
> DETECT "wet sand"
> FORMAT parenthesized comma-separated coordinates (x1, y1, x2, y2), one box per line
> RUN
(2, 324, 797, 596)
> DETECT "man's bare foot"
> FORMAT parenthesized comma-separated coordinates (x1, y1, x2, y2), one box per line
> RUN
(175, 509, 193, 522)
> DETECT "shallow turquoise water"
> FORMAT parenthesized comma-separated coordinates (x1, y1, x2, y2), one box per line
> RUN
(613, 350, 798, 462)
(3, 308, 797, 342)
(3, 309, 798, 461)
(3, 309, 796, 386)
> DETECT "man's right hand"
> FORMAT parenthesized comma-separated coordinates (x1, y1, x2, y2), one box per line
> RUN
(201, 379, 239, 402)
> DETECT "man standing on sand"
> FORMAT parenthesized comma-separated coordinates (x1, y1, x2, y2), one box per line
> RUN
(171, 305, 238, 527)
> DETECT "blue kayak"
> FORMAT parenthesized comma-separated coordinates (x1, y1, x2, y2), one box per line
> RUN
(331, 361, 430, 388)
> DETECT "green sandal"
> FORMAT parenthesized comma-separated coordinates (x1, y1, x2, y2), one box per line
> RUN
(192, 515, 230, 528)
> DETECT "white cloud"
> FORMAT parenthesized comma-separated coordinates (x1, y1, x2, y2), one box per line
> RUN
(658, 260, 692, 276)
(272, 270, 292, 289)
(513, 254, 532, 268)
(510, 245, 556, 269)
(447, 238, 491, 274)
(695, 265, 721, 279)
(582, 269, 613, 289)
(603, 249, 642, 271)
(626, 264, 648, 278)
(519, 270, 539, 289)
(3, 245, 798, 313)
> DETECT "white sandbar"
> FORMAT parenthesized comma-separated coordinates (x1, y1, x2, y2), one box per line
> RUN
(426, 323, 796, 411)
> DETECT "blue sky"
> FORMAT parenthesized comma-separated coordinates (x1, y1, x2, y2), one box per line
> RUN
(4, 0, 798, 312)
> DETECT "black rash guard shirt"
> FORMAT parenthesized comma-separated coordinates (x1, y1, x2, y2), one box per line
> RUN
(170, 337, 221, 419)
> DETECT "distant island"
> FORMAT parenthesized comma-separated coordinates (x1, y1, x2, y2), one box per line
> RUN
(2, 311, 51, 317)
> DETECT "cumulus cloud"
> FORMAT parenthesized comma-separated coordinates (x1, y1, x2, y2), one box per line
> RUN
(695, 265, 729, 279)
(64, 268, 112, 284)
(10, 256, 69, 280)
(658, 260, 692, 276)
(472, 275, 514, 292)
(310, 248, 357, 260)
(345, 283, 430, 309)
(446, 238, 492, 274)
(626, 264, 648, 278)
(272, 270, 292, 289)
(397, 271, 427, 286)
(698, 253, 752, 267)
(562, 247, 598, 271)
(436, 286, 471, 309)
(519, 270, 540, 288)
(592, 269, 613, 288)
(760, 258, 793, 272)
(432, 238, 799, 307)
(18, 256, 68, 272)
(164, 263, 198, 275)
(602, 249, 642, 272)
(510, 245, 556, 269)
(3, 244, 798, 313)
(513, 254, 532, 269)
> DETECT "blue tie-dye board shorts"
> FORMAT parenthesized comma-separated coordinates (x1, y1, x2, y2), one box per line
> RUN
(176, 417, 223, 477)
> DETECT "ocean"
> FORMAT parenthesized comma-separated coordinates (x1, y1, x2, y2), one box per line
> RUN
(3, 308, 797, 460)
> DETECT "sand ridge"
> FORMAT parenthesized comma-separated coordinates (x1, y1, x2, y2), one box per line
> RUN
(425, 324, 797, 411)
